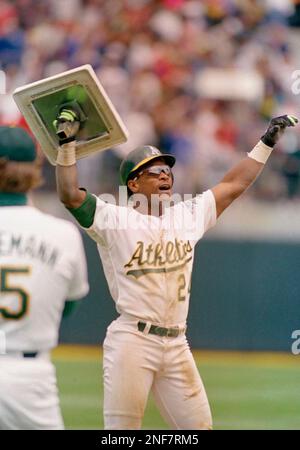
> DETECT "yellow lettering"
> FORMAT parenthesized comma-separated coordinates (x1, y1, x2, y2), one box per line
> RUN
(125, 239, 193, 271)
(145, 244, 155, 265)
(124, 241, 146, 268)
(174, 239, 183, 261)
(166, 242, 176, 264)
(154, 243, 165, 266)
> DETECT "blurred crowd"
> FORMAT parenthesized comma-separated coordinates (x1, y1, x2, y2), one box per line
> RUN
(1, 0, 300, 199)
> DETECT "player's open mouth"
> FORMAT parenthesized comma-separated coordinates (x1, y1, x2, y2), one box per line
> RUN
(158, 184, 171, 191)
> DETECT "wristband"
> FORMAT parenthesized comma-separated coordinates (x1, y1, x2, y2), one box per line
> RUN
(67, 190, 96, 228)
(247, 140, 273, 164)
(56, 141, 76, 166)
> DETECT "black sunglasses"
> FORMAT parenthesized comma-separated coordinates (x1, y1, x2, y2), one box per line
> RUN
(133, 165, 172, 181)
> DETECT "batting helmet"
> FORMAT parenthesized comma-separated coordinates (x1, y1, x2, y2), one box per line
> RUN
(119, 145, 176, 185)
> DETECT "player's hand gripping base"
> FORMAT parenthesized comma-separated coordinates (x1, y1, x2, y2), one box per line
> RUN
(54, 108, 80, 166)
(261, 115, 298, 147)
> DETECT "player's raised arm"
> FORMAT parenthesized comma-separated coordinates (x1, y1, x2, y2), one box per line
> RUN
(54, 108, 86, 209)
(56, 141, 86, 209)
(56, 142, 97, 229)
(211, 115, 298, 218)
(54, 108, 98, 230)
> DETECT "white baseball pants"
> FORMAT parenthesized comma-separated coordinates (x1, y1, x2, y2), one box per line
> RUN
(103, 316, 212, 430)
(0, 353, 64, 430)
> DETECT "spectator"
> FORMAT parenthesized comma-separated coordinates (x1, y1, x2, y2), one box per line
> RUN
(3, 0, 300, 199)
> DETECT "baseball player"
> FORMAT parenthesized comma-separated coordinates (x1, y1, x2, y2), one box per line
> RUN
(55, 113, 297, 430)
(0, 126, 89, 430)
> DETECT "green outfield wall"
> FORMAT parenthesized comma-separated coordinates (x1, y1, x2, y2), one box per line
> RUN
(60, 234, 300, 351)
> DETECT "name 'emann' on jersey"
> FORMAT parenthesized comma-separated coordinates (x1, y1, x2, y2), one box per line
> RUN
(0, 231, 60, 267)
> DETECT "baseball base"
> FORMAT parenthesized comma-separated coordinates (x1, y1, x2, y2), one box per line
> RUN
(13, 64, 129, 165)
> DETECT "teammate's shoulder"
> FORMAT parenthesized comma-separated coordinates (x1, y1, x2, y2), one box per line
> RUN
(37, 209, 82, 237)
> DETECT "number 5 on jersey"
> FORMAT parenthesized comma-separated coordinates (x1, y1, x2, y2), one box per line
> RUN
(0, 267, 31, 320)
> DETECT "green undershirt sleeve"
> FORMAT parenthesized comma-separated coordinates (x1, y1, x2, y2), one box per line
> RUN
(62, 300, 82, 318)
(67, 189, 97, 228)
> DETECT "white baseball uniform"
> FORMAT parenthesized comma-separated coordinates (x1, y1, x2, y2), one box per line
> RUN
(0, 203, 89, 430)
(82, 189, 216, 429)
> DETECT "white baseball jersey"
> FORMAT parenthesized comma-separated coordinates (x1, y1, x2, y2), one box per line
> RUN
(85, 190, 216, 326)
(0, 205, 89, 352)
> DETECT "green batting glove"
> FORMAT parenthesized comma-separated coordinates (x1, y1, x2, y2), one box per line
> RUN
(53, 109, 79, 129)
(53, 108, 80, 144)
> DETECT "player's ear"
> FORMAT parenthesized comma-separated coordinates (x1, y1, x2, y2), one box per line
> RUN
(127, 179, 139, 193)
